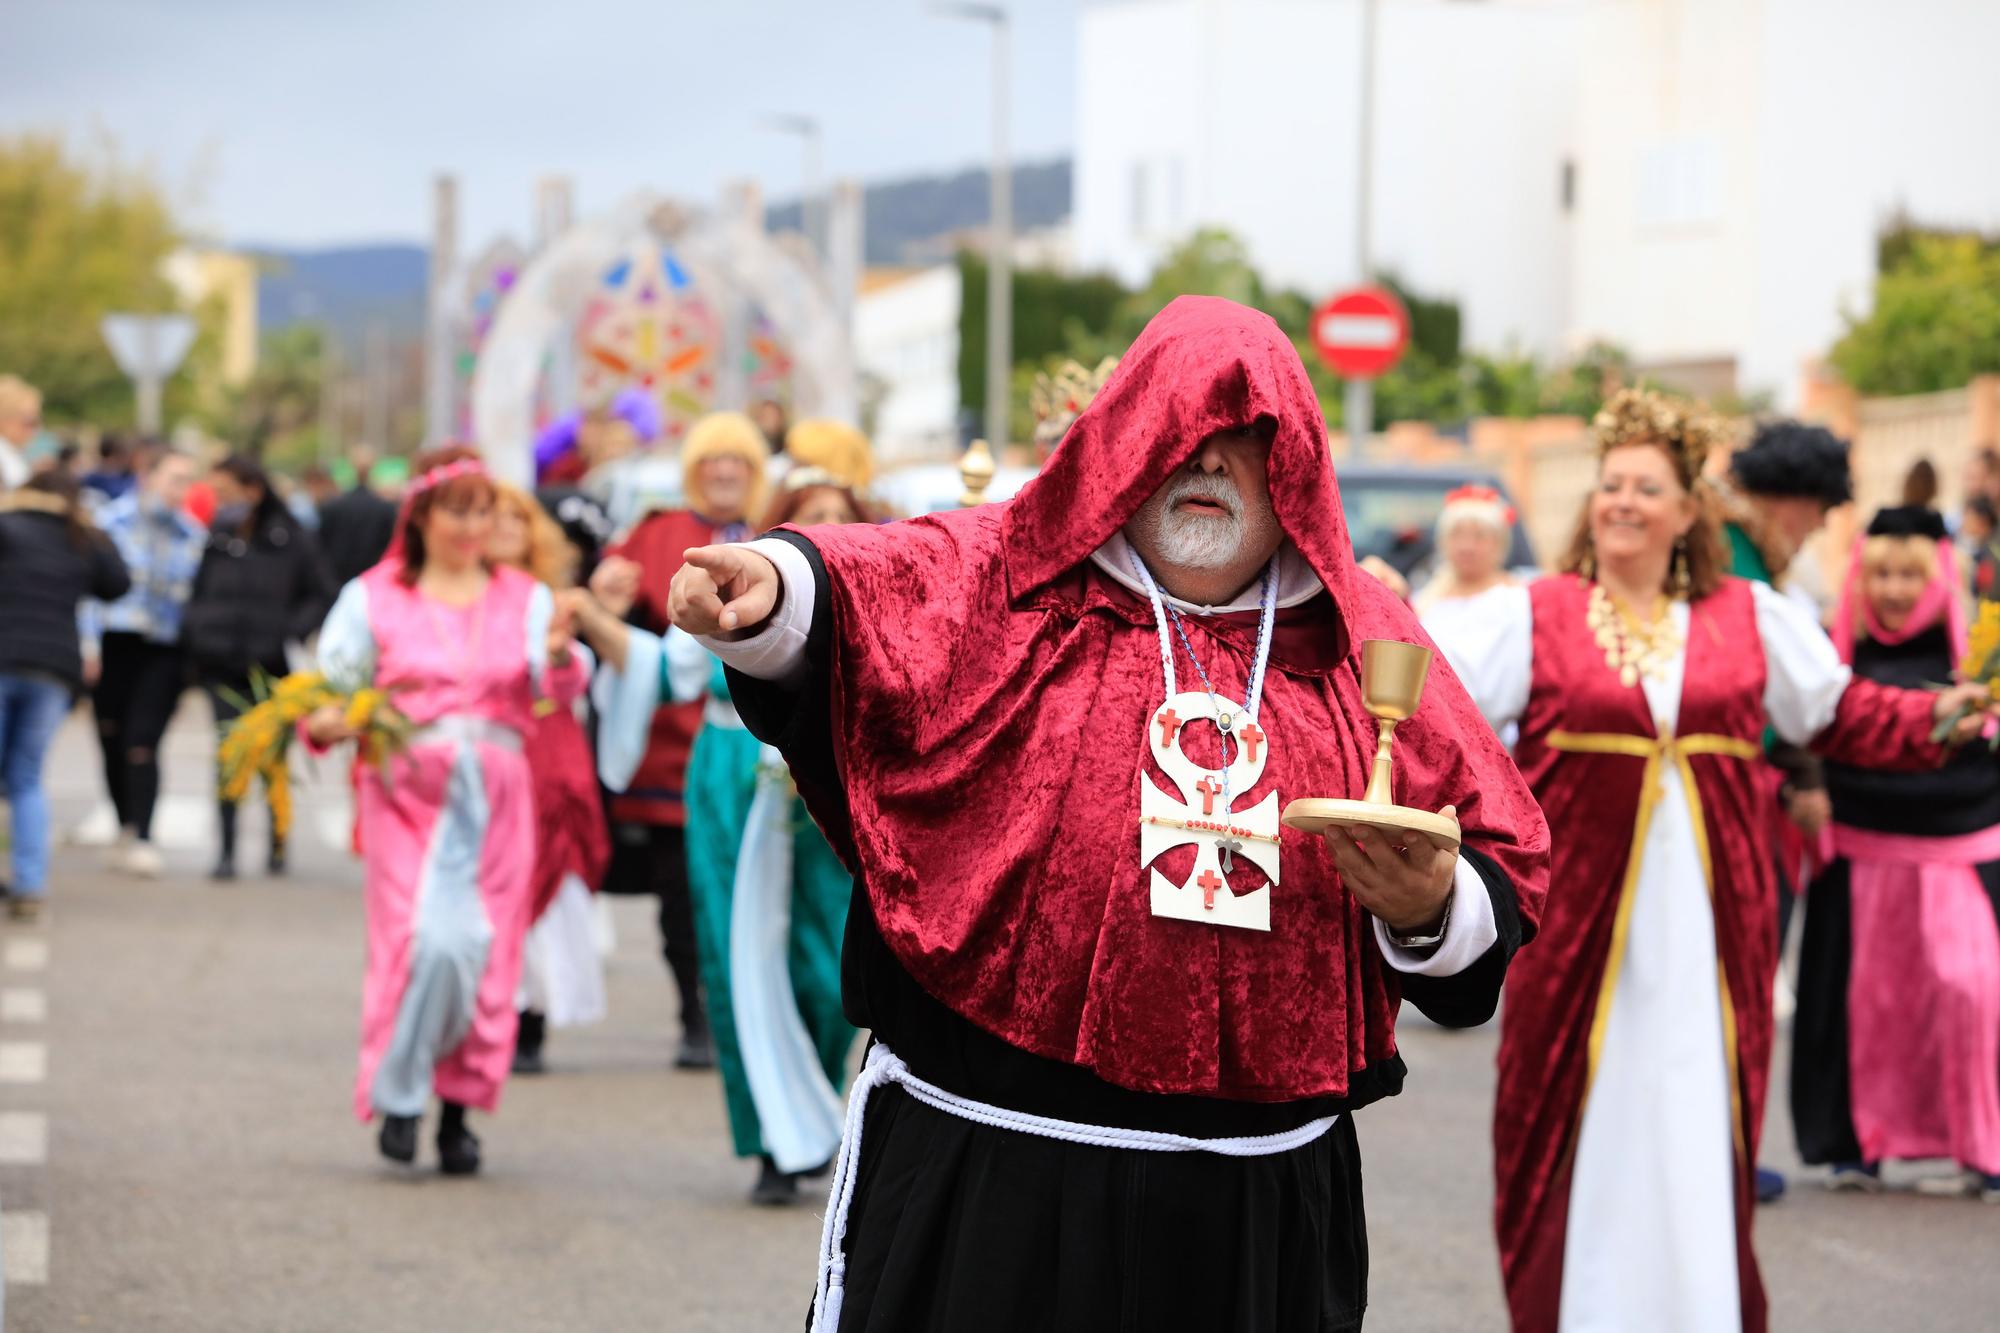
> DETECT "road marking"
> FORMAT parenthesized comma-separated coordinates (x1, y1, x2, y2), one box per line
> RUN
(150, 794, 215, 851)
(1, 941, 47, 972)
(0, 990, 45, 1024)
(1, 1211, 49, 1284)
(0, 1113, 47, 1165)
(0, 1044, 46, 1084)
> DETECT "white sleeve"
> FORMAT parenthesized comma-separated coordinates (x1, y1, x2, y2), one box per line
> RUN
(592, 627, 666, 793)
(314, 578, 376, 693)
(1373, 856, 1500, 976)
(524, 580, 552, 686)
(694, 537, 814, 688)
(1422, 583, 1533, 733)
(1752, 579, 1850, 745)
(662, 627, 714, 703)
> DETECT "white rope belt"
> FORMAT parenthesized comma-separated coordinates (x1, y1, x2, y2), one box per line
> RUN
(809, 1041, 1339, 1332)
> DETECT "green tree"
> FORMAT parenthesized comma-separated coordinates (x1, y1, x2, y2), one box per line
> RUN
(958, 252, 1125, 425)
(0, 134, 208, 428)
(1829, 232, 2000, 396)
(228, 324, 326, 462)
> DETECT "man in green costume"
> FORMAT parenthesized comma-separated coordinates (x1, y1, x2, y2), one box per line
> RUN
(576, 464, 872, 1206)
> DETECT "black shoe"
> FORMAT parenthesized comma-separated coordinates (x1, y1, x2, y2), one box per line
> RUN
(437, 1102, 481, 1176)
(796, 1157, 834, 1180)
(266, 840, 287, 877)
(512, 1010, 547, 1075)
(749, 1156, 799, 1206)
(7, 898, 43, 924)
(210, 856, 237, 883)
(674, 1024, 717, 1070)
(378, 1113, 419, 1164)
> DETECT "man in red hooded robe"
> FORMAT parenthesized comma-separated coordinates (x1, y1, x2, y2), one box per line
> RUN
(666, 297, 1550, 1332)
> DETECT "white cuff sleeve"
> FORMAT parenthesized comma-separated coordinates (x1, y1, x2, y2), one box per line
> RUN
(1374, 855, 1501, 976)
(694, 537, 815, 689)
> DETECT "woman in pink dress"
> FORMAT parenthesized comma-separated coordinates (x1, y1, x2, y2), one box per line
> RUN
(307, 447, 584, 1175)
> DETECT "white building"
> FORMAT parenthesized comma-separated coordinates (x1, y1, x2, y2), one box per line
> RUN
(1074, 0, 2000, 404)
(853, 265, 962, 464)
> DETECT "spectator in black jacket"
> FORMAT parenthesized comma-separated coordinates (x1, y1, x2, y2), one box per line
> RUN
(0, 472, 130, 919)
(183, 454, 336, 880)
(317, 448, 399, 587)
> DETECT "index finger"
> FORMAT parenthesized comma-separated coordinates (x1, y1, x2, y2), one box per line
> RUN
(683, 545, 743, 574)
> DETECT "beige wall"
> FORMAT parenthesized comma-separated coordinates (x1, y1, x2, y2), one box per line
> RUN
(162, 248, 259, 388)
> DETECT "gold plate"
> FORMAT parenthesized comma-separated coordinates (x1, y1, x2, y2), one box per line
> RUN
(1280, 798, 1462, 853)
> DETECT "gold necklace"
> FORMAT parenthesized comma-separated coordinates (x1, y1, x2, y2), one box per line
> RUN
(1586, 584, 1682, 688)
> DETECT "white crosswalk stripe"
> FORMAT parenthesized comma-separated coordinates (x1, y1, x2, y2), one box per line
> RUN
(0, 1044, 46, 1084)
(0, 1113, 48, 1166)
(1, 940, 47, 972)
(2, 1212, 50, 1285)
(0, 990, 46, 1024)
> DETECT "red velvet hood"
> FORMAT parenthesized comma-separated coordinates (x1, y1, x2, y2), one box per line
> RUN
(786, 296, 1548, 1101)
(1004, 295, 1361, 608)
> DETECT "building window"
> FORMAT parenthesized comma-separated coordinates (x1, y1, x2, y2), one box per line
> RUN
(1560, 158, 1576, 213)
(1131, 161, 1150, 235)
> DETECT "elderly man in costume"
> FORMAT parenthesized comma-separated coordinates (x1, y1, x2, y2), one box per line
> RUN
(592, 410, 769, 1069)
(654, 297, 1548, 1331)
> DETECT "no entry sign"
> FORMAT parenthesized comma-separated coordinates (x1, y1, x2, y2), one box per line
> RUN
(1312, 287, 1410, 379)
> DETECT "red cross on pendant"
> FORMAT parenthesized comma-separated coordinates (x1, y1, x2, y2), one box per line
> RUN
(1239, 722, 1265, 765)
(1195, 775, 1222, 815)
(1197, 868, 1225, 910)
(1156, 708, 1183, 746)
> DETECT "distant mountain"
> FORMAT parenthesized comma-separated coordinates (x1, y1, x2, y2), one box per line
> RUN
(251, 244, 428, 353)
(769, 157, 1072, 265)
(248, 157, 1072, 347)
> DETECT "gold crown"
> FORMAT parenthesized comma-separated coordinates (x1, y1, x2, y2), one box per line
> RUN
(1590, 387, 1728, 484)
(1031, 357, 1119, 447)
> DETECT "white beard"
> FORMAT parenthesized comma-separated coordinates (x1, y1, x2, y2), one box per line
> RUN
(1130, 472, 1248, 571)
(1151, 507, 1246, 569)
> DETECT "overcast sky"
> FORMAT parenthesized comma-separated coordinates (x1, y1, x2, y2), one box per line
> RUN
(7, 0, 1082, 248)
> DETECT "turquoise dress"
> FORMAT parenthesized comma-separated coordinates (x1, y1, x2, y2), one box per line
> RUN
(599, 633, 855, 1169)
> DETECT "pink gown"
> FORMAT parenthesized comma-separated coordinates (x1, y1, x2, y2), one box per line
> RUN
(317, 563, 586, 1121)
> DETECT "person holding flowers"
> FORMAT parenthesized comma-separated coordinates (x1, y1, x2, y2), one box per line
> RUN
(307, 446, 585, 1175)
(1791, 505, 2000, 1203)
(184, 453, 335, 880)
(1429, 389, 1995, 1333)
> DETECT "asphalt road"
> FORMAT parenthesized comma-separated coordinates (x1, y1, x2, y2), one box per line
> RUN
(2, 706, 1996, 1331)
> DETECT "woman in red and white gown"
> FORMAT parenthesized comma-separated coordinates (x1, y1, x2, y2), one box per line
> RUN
(1429, 390, 1991, 1333)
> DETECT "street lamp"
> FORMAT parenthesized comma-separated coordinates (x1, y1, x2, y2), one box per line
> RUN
(761, 113, 824, 263)
(1345, 0, 1379, 446)
(934, 3, 1011, 456)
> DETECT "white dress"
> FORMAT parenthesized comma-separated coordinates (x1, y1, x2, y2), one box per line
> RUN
(1436, 581, 1851, 1333)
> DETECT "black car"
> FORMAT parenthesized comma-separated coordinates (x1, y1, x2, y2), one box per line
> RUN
(1338, 461, 1537, 583)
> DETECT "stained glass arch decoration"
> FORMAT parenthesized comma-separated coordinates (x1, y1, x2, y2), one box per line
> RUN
(470, 192, 856, 489)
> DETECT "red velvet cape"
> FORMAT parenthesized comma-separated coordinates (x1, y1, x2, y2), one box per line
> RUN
(779, 296, 1550, 1101)
(524, 704, 610, 921)
(1492, 576, 1943, 1333)
(607, 509, 720, 827)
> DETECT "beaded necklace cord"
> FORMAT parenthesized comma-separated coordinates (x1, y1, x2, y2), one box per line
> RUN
(1127, 548, 1280, 844)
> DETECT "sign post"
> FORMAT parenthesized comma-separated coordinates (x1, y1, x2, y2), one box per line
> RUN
(1311, 286, 1409, 447)
(100, 314, 197, 435)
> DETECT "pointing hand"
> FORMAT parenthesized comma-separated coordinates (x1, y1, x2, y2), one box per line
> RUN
(668, 545, 781, 637)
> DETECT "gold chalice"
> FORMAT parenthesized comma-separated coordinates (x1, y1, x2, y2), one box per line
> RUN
(1280, 639, 1463, 852)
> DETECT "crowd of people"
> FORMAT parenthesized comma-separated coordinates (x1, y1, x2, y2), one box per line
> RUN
(3, 296, 2000, 1333)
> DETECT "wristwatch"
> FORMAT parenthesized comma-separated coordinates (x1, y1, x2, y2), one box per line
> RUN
(1386, 889, 1454, 950)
